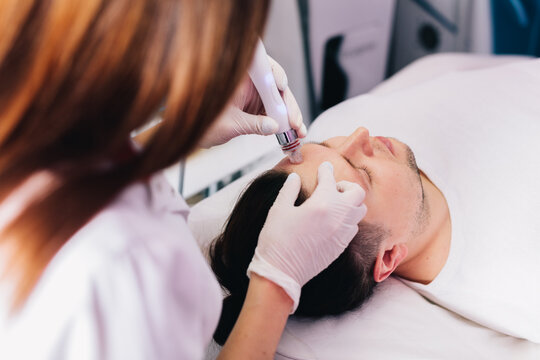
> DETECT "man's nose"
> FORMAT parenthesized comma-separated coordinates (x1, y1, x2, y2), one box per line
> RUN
(338, 127, 373, 158)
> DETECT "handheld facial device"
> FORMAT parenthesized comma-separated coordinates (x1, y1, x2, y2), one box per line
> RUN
(248, 39, 303, 163)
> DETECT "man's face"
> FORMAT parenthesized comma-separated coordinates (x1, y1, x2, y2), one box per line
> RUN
(277, 127, 429, 242)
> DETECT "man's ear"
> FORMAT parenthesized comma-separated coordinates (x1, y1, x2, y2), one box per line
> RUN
(373, 243, 408, 283)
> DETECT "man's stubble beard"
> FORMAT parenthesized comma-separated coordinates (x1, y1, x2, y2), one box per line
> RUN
(404, 144, 431, 237)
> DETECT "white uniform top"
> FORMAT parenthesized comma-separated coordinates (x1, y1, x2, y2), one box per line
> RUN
(308, 58, 540, 343)
(0, 172, 222, 359)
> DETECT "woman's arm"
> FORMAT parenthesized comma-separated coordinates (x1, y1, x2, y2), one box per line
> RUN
(218, 164, 366, 358)
(218, 274, 292, 359)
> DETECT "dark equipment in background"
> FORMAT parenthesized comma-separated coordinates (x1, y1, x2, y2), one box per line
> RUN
(492, 0, 540, 56)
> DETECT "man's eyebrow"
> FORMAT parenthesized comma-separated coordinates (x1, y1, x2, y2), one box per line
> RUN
(307, 140, 359, 166)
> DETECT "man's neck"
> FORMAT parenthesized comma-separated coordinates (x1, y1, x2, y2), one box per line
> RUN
(394, 171, 452, 285)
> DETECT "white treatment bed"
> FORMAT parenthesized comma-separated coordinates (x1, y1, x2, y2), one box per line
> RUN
(188, 54, 540, 359)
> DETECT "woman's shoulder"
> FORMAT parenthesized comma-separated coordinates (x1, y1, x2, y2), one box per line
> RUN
(71, 172, 190, 251)
(4, 172, 206, 318)
(4, 172, 202, 306)
(62, 172, 209, 285)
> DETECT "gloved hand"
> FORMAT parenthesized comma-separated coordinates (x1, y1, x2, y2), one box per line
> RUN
(247, 162, 368, 313)
(199, 57, 306, 148)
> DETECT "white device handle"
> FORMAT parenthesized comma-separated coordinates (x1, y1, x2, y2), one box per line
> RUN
(248, 39, 290, 133)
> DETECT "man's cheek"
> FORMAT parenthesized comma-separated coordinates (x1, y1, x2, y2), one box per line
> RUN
(384, 170, 405, 197)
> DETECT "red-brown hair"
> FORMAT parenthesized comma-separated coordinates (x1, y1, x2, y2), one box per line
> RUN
(0, 0, 269, 310)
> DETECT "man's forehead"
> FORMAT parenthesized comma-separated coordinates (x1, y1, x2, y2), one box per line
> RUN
(275, 142, 352, 194)
(276, 144, 328, 189)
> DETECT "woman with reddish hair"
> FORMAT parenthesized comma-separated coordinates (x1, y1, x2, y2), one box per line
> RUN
(0, 1, 366, 358)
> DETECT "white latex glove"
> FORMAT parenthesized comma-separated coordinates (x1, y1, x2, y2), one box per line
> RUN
(199, 57, 306, 148)
(247, 162, 368, 313)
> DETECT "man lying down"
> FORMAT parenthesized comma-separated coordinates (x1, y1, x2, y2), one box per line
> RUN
(209, 60, 540, 347)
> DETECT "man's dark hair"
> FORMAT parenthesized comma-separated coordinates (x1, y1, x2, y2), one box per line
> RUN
(209, 170, 387, 345)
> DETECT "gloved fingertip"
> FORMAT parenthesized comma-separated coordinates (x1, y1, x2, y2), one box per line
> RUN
(359, 188, 366, 203)
(316, 161, 336, 188)
(320, 161, 333, 173)
(261, 117, 279, 135)
(276, 74, 288, 91)
(283, 90, 302, 130)
(358, 203, 368, 220)
(354, 184, 366, 199)
(274, 172, 302, 206)
(270, 60, 288, 90)
(287, 172, 300, 182)
(336, 182, 366, 207)
(284, 173, 301, 192)
(298, 123, 308, 137)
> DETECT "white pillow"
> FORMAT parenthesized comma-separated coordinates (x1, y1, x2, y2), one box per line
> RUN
(276, 277, 537, 360)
